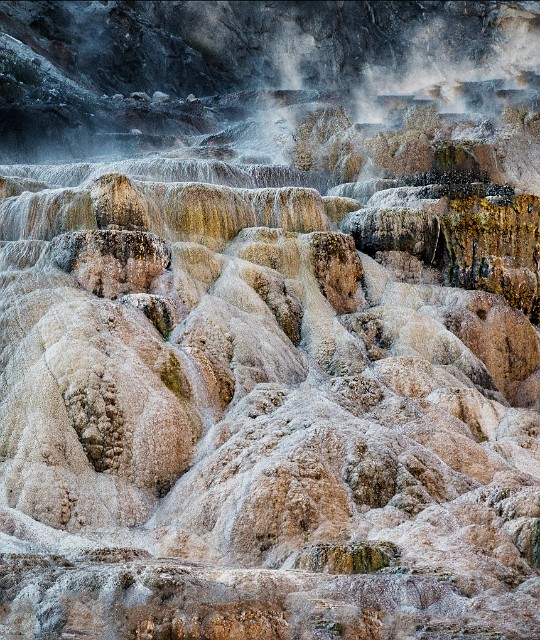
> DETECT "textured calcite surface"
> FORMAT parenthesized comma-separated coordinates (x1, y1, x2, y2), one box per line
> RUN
(1, 152, 540, 638)
(2, 2, 540, 638)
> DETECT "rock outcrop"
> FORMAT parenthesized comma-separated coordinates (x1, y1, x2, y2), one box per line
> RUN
(51, 229, 171, 298)
(343, 190, 540, 325)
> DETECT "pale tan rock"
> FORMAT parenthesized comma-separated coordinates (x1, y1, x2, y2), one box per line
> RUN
(119, 293, 180, 338)
(161, 241, 225, 312)
(372, 356, 469, 398)
(239, 263, 303, 344)
(0, 275, 201, 528)
(225, 227, 302, 277)
(515, 366, 540, 410)
(374, 250, 441, 284)
(322, 196, 361, 226)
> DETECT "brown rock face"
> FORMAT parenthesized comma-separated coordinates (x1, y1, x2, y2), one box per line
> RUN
(444, 291, 540, 403)
(51, 230, 171, 298)
(370, 129, 435, 176)
(306, 231, 363, 313)
(134, 606, 289, 640)
(345, 193, 540, 327)
(440, 195, 540, 321)
(90, 173, 152, 231)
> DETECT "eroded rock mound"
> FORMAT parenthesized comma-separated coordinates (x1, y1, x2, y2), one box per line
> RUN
(51, 229, 171, 298)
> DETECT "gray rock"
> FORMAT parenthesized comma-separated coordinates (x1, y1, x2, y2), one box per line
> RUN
(341, 206, 441, 264)
(130, 92, 151, 102)
(152, 91, 170, 103)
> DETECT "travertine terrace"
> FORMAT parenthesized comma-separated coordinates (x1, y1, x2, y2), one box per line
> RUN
(1, 2, 540, 639)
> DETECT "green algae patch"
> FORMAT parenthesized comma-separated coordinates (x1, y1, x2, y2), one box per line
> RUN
(440, 194, 540, 320)
(315, 620, 342, 635)
(159, 352, 192, 401)
(295, 541, 398, 574)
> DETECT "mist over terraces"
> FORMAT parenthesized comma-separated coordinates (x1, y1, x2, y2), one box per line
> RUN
(1, 2, 540, 639)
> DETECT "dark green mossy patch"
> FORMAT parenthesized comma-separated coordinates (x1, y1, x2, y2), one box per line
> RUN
(159, 352, 191, 401)
(295, 541, 398, 574)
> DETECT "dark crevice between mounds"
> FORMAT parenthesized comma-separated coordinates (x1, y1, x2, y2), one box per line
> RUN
(120, 293, 178, 340)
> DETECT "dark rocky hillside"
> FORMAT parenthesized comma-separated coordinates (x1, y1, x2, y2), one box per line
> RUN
(1, 1, 538, 160)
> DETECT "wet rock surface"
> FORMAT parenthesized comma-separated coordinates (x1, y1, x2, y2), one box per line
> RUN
(2, 2, 540, 639)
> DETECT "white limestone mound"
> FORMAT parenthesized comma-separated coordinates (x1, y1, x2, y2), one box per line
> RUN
(1, 150, 540, 639)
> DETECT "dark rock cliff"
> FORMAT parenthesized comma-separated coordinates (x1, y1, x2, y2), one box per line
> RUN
(1, 1, 537, 160)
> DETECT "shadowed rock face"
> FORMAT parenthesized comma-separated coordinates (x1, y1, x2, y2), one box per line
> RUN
(120, 293, 178, 338)
(0, 2, 495, 103)
(343, 206, 442, 265)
